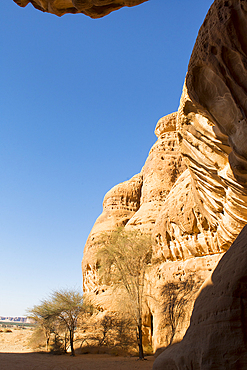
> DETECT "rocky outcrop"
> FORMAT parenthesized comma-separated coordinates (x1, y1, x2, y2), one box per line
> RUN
(82, 0, 247, 360)
(146, 253, 222, 351)
(178, 0, 247, 251)
(82, 111, 222, 350)
(13, 0, 247, 365)
(13, 0, 148, 17)
(151, 0, 247, 367)
(153, 80, 247, 262)
(153, 224, 247, 370)
(126, 113, 186, 234)
(82, 112, 187, 294)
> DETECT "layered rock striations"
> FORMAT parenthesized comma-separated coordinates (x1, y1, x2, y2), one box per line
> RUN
(82, 0, 247, 361)
(152, 0, 247, 367)
(13, 0, 247, 366)
(180, 0, 247, 251)
(13, 0, 148, 17)
(82, 111, 223, 350)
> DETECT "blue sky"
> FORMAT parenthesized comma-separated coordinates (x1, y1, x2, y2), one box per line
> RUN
(0, 0, 213, 316)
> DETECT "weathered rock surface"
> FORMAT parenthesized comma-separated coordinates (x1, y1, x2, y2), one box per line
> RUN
(82, 0, 247, 361)
(178, 0, 247, 251)
(13, 0, 247, 365)
(13, 0, 148, 17)
(82, 172, 143, 292)
(153, 224, 247, 370)
(82, 112, 186, 294)
(153, 0, 247, 367)
(146, 253, 223, 351)
(82, 111, 221, 350)
(126, 113, 186, 234)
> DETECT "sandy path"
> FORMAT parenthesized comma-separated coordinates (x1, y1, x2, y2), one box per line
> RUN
(0, 353, 154, 370)
(0, 328, 154, 370)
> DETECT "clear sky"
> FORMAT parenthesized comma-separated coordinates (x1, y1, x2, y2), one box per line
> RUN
(0, 0, 213, 317)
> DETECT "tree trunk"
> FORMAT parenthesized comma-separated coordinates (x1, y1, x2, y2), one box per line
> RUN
(70, 330, 75, 356)
(64, 333, 67, 353)
(137, 319, 145, 360)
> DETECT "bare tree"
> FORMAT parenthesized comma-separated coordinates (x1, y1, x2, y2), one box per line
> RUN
(97, 227, 152, 359)
(161, 274, 203, 346)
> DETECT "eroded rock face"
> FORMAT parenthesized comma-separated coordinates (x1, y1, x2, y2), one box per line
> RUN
(14, 0, 247, 363)
(146, 253, 222, 351)
(153, 0, 247, 367)
(153, 83, 247, 263)
(126, 113, 186, 234)
(182, 0, 247, 247)
(13, 0, 148, 17)
(82, 111, 222, 350)
(153, 225, 247, 370)
(82, 0, 247, 360)
(82, 112, 187, 294)
(152, 0, 247, 265)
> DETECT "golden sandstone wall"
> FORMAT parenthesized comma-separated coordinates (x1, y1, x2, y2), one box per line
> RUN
(153, 0, 247, 368)
(14, 0, 247, 368)
(81, 112, 222, 350)
(82, 0, 247, 365)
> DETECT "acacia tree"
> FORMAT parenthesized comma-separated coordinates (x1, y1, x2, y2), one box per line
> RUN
(49, 289, 85, 356)
(27, 288, 86, 355)
(27, 299, 56, 351)
(97, 227, 152, 360)
(161, 274, 203, 346)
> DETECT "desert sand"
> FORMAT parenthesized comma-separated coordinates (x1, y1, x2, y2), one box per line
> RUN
(0, 328, 154, 370)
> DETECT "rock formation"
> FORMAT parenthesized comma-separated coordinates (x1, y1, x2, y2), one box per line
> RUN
(152, 0, 247, 367)
(82, 112, 187, 294)
(178, 0, 247, 251)
(12, 0, 247, 366)
(13, 0, 147, 18)
(153, 224, 247, 370)
(82, 111, 223, 350)
(82, 0, 247, 361)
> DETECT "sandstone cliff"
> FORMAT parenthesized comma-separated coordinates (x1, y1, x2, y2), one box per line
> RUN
(81, 110, 223, 350)
(153, 224, 247, 370)
(13, 0, 247, 367)
(152, 0, 247, 367)
(82, 112, 187, 293)
(13, 0, 147, 17)
(82, 0, 247, 360)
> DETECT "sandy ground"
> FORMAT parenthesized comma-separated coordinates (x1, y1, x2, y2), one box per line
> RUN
(0, 328, 155, 370)
(0, 328, 33, 353)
